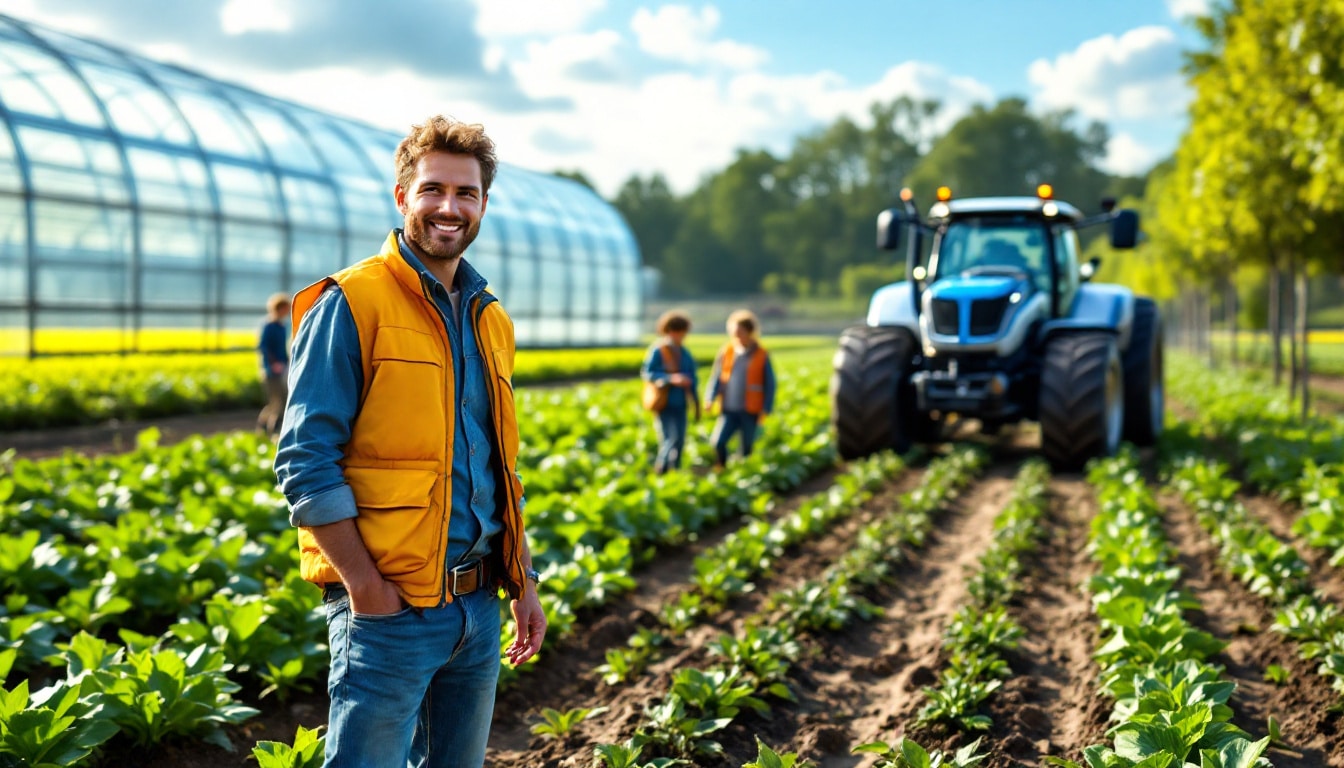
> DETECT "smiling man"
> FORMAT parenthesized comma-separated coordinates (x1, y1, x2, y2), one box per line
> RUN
(274, 115, 546, 768)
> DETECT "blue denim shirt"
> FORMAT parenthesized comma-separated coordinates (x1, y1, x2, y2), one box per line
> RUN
(275, 232, 502, 567)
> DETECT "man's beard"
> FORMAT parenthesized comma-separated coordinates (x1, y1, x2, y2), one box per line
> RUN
(406, 215, 481, 262)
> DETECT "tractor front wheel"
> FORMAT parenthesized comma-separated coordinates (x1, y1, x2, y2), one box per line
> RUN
(830, 326, 917, 460)
(1122, 297, 1164, 446)
(1038, 333, 1124, 471)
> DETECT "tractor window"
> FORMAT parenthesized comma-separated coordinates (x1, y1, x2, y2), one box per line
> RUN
(1053, 227, 1082, 313)
(931, 217, 1050, 294)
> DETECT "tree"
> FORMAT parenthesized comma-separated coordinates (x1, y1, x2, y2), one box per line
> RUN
(905, 98, 1111, 212)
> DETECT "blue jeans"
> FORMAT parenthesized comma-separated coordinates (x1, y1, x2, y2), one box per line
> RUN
(654, 407, 688, 474)
(711, 411, 759, 465)
(322, 586, 502, 768)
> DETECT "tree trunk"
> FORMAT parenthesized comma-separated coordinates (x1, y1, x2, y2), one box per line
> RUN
(1287, 255, 1299, 399)
(1270, 262, 1283, 386)
(1298, 267, 1311, 418)
(1227, 270, 1239, 368)
(1209, 290, 1220, 371)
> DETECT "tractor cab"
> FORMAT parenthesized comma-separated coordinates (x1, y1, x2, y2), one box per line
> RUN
(834, 184, 1156, 471)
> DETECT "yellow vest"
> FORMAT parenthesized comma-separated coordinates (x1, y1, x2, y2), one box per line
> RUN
(290, 232, 528, 606)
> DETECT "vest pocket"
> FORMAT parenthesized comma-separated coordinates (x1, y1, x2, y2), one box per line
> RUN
(360, 327, 444, 459)
(345, 466, 442, 584)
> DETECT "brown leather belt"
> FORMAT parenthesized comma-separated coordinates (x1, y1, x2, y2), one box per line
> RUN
(450, 558, 491, 596)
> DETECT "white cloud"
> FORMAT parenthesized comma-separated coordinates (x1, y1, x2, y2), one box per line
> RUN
(1101, 132, 1160, 176)
(473, 0, 606, 37)
(1166, 0, 1211, 19)
(631, 5, 768, 70)
(1028, 26, 1188, 122)
(220, 0, 292, 35)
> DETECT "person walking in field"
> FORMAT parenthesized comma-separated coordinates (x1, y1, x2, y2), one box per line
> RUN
(704, 309, 776, 469)
(274, 115, 546, 768)
(641, 310, 698, 475)
(256, 292, 291, 438)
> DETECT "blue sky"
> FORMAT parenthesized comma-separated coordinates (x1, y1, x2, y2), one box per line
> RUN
(0, 0, 1209, 197)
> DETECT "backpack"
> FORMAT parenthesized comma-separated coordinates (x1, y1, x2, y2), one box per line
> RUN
(641, 344, 679, 412)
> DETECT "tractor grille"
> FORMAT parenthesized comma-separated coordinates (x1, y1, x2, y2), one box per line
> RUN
(969, 296, 1010, 336)
(930, 299, 958, 335)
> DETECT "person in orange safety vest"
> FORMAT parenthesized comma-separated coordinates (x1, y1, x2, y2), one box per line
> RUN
(703, 309, 776, 469)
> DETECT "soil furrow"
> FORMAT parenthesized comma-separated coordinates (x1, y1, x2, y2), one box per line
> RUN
(722, 468, 1018, 767)
(484, 464, 930, 767)
(1159, 492, 1344, 768)
(983, 473, 1108, 767)
(1239, 492, 1344, 609)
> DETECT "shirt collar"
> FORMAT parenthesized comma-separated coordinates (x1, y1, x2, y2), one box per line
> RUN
(395, 229, 488, 299)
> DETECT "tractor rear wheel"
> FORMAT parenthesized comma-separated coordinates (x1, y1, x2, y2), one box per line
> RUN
(830, 326, 918, 460)
(1122, 297, 1164, 445)
(1038, 333, 1124, 471)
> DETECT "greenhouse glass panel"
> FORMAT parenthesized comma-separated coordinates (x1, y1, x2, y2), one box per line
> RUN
(128, 149, 212, 213)
(289, 230, 343, 283)
(282, 177, 340, 229)
(503, 245, 537, 320)
(33, 201, 130, 266)
(140, 212, 213, 267)
(141, 268, 209, 308)
(340, 180, 397, 240)
(221, 221, 283, 269)
(77, 63, 194, 144)
(305, 118, 377, 178)
(36, 262, 127, 304)
(223, 269, 281, 312)
(536, 257, 568, 344)
(213, 163, 281, 221)
(158, 76, 265, 159)
(0, 127, 22, 193)
(593, 266, 618, 319)
(0, 40, 103, 126)
(20, 128, 129, 204)
(570, 258, 594, 315)
(237, 101, 323, 173)
(0, 195, 23, 302)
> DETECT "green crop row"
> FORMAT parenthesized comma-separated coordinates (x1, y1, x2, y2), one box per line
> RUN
(1166, 354, 1344, 572)
(0, 357, 838, 766)
(1049, 450, 1270, 768)
(916, 458, 1049, 733)
(0, 338, 838, 433)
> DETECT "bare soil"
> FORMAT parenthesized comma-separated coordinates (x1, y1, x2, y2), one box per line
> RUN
(10, 414, 1344, 767)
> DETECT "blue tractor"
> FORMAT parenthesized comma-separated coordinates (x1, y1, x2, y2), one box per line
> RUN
(829, 185, 1162, 470)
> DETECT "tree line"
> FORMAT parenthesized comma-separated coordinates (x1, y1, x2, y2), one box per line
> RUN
(557, 0, 1342, 412)
(1135, 0, 1343, 414)
(565, 97, 1142, 303)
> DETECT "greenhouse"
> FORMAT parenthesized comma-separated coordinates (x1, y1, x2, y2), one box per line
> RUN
(0, 13, 642, 357)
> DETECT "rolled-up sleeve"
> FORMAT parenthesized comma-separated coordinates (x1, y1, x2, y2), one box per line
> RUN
(274, 286, 363, 528)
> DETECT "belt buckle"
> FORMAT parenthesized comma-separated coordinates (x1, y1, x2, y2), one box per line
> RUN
(452, 560, 480, 596)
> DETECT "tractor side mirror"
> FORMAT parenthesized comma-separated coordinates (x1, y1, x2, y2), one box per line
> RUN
(877, 208, 904, 250)
(1109, 209, 1139, 249)
(1100, 197, 1117, 213)
(1080, 256, 1101, 282)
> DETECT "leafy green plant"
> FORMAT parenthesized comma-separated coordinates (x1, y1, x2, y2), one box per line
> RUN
(591, 737, 690, 768)
(1263, 665, 1291, 684)
(0, 677, 119, 768)
(742, 736, 815, 767)
(854, 736, 987, 768)
(530, 706, 607, 738)
(251, 725, 325, 768)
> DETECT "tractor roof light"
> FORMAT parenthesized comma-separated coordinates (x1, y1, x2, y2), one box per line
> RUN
(1042, 201, 1059, 217)
(936, 186, 953, 202)
(1037, 183, 1054, 200)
